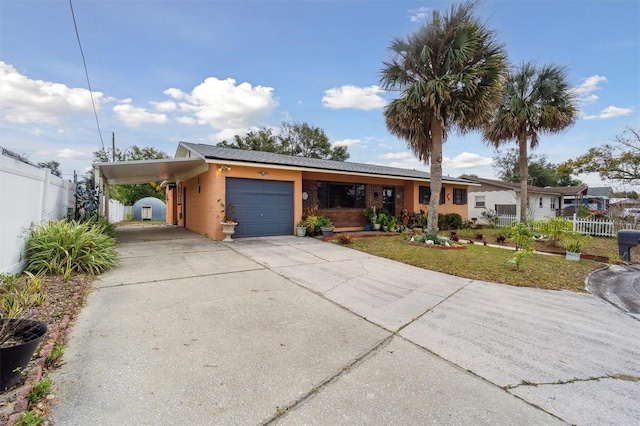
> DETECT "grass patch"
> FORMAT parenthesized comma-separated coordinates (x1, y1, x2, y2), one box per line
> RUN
(348, 236, 601, 292)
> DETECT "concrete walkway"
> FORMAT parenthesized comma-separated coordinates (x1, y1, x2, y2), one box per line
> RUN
(52, 226, 640, 425)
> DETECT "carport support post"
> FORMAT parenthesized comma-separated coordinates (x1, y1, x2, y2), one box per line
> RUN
(94, 167, 109, 219)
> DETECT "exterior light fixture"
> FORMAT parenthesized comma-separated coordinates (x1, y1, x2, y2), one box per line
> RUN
(257, 171, 268, 176)
(218, 165, 231, 172)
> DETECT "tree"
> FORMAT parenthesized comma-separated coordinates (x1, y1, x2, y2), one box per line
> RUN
(493, 148, 583, 187)
(380, 1, 506, 231)
(218, 122, 349, 161)
(93, 145, 170, 205)
(37, 161, 61, 177)
(483, 62, 577, 222)
(560, 127, 640, 185)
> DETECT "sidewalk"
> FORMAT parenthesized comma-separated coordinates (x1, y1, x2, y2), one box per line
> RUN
(52, 226, 640, 425)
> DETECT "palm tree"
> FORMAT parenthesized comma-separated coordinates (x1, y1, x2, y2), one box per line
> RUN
(483, 62, 577, 222)
(380, 1, 506, 231)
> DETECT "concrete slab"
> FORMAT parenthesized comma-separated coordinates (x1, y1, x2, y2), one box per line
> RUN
(401, 279, 640, 387)
(510, 376, 640, 426)
(278, 337, 563, 425)
(115, 225, 199, 243)
(52, 269, 390, 425)
(275, 256, 468, 331)
(96, 249, 264, 288)
(116, 237, 226, 259)
(587, 264, 640, 318)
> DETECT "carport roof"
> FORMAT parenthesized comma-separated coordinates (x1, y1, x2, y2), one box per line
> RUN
(94, 157, 203, 185)
(179, 142, 475, 185)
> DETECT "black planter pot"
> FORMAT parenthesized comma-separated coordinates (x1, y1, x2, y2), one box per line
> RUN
(0, 319, 48, 391)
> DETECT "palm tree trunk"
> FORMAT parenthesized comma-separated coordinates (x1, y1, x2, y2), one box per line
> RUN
(427, 122, 443, 232)
(519, 136, 529, 223)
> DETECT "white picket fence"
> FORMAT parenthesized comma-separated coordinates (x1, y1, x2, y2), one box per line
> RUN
(496, 213, 638, 237)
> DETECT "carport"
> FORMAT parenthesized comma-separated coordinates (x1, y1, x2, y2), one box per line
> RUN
(93, 157, 204, 218)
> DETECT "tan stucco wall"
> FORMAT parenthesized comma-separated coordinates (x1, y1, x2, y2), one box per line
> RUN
(171, 163, 303, 241)
(406, 182, 469, 220)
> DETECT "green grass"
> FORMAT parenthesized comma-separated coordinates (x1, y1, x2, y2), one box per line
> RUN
(347, 236, 602, 292)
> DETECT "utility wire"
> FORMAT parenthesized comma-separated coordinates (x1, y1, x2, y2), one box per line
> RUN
(68, 0, 105, 152)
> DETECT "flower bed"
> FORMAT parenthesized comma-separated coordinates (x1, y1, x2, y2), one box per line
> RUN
(403, 240, 467, 250)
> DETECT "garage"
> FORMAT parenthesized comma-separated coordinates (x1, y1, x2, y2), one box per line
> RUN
(226, 178, 294, 238)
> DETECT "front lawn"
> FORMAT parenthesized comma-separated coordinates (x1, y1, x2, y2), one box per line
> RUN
(346, 235, 606, 292)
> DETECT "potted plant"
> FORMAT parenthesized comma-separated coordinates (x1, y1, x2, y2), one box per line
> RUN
(563, 233, 591, 261)
(296, 221, 307, 237)
(317, 216, 335, 237)
(363, 207, 377, 231)
(218, 199, 238, 242)
(1, 272, 48, 391)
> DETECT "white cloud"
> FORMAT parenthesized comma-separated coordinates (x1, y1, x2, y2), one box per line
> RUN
(443, 152, 494, 169)
(574, 75, 607, 95)
(113, 104, 169, 128)
(409, 7, 431, 22)
(379, 152, 413, 160)
(164, 77, 277, 137)
(152, 100, 177, 112)
(584, 105, 633, 120)
(0, 61, 103, 124)
(57, 148, 87, 159)
(333, 138, 361, 147)
(322, 85, 387, 110)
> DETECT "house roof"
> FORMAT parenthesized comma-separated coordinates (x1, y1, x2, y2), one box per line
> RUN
(586, 187, 613, 198)
(179, 142, 477, 185)
(459, 175, 568, 195)
(548, 185, 589, 196)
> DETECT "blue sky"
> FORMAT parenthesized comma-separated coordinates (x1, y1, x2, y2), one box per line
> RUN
(1, 1, 638, 186)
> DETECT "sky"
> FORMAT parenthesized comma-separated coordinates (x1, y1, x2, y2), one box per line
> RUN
(1, 0, 638, 186)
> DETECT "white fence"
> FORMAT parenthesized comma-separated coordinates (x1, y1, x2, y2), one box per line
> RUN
(108, 199, 131, 223)
(495, 213, 638, 238)
(0, 149, 76, 274)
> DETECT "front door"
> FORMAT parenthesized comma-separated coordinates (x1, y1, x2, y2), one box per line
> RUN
(383, 187, 395, 216)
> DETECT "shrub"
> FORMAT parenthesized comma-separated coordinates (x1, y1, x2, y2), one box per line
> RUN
(534, 217, 572, 247)
(25, 220, 118, 282)
(480, 209, 500, 228)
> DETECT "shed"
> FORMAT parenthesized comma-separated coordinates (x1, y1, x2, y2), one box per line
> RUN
(132, 197, 166, 221)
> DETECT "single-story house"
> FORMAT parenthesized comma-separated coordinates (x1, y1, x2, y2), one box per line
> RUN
(562, 186, 611, 215)
(95, 142, 478, 240)
(461, 176, 587, 222)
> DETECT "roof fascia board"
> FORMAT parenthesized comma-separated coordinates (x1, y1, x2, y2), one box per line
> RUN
(203, 159, 478, 186)
(176, 162, 209, 183)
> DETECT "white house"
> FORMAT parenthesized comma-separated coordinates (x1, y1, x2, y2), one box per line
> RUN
(461, 176, 586, 224)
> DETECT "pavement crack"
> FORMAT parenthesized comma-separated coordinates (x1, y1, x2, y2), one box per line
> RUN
(261, 334, 394, 425)
(505, 373, 640, 390)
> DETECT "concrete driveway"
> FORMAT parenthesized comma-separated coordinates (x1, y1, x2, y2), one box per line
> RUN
(52, 226, 640, 425)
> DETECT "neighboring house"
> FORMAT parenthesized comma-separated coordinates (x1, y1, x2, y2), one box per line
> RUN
(563, 186, 612, 214)
(95, 143, 477, 241)
(462, 176, 570, 223)
(131, 197, 166, 221)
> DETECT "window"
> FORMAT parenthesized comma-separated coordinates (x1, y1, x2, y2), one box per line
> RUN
(453, 188, 467, 205)
(317, 182, 365, 208)
(475, 195, 486, 208)
(419, 186, 446, 205)
(177, 186, 182, 205)
(197, 177, 201, 194)
(539, 197, 543, 208)
(495, 204, 517, 216)
(550, 198, 556, 209)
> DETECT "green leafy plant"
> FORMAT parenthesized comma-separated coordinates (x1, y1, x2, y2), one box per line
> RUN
(506, 247, 535, 271)
(534, 217, 572, 247)
(1, 271, 47, 347)
(315, 216, 333, 228)
(563, 232, 591, 253)
(363, 207, 377, 225)
(26, 375, 52, 403)
(24, 219, 118, 282)
(46, 343, 66, 367)
(509, 222, 534, 251)
(480, 209, 500, 228)
(576, 205, 591, 218)
(13, 411, 44, 426)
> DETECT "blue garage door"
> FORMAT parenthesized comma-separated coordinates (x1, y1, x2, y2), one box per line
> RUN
(226, 178, 294, 238)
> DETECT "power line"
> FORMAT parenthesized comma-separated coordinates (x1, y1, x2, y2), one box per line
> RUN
(68, 0, 105, 152)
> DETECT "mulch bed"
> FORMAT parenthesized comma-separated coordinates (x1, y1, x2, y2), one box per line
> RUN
(1, 274, 94, 425)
